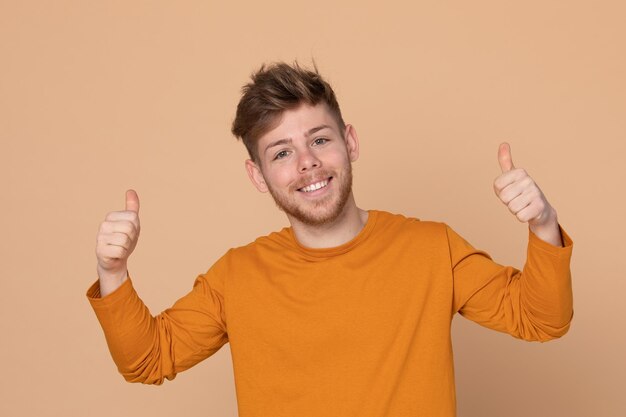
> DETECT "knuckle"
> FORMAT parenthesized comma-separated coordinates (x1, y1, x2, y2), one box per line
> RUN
(99, 222, 110, 233)
(116, 220, 134, 235)
(126, 220, 138, 233)
(96, 247, 110, 260)
(120, 222, 132, 235)
(114, 246, 126, 258)
(537, 200, 545, 211)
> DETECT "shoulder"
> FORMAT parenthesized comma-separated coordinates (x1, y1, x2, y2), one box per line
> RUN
(215, 226, 293, 265)
(367, 210, 462, 262)
(372, 209, 448, 238)
(196, 226, 292, 284)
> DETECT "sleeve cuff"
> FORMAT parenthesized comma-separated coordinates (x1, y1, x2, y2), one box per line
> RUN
(85, 273, 135, 308)
(528, 223, 573, 254)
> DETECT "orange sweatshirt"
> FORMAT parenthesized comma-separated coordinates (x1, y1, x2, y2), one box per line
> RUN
(87, 210, 574, 417)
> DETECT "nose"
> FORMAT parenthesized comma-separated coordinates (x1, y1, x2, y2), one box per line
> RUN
(297, 147, 321, 173)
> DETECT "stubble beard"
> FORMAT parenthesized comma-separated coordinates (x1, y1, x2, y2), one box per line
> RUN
(266, 163, 353, 227)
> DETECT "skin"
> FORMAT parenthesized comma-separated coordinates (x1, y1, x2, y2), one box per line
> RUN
(95, 189, 140, 297)
(494, 142, 563, 247)
(245, 102, 368, 248)
(94, 103, 563, 297)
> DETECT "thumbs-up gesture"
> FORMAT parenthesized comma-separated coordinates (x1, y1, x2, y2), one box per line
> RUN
(95, 189, 141, 296)
(493, 143, 561, 244)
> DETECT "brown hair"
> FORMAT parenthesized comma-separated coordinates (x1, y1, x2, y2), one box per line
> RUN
(231, 61, 346, 162)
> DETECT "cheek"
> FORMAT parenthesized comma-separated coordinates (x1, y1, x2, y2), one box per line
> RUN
(326, 152, 351, 169)
(264, 166, 295, 189)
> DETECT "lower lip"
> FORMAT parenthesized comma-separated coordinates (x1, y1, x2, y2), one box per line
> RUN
(298, 177, 333, 197)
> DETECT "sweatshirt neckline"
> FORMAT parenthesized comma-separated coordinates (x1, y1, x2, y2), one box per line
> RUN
(286, 210, 379, 259)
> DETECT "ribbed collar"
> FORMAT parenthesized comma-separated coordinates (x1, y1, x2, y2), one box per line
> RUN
(285, 210, 380, 260)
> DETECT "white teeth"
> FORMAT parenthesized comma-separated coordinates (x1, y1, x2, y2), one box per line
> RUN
(301, 179, 329, 192)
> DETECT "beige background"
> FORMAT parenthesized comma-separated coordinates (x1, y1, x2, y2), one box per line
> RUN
(1, 1, 624, 416)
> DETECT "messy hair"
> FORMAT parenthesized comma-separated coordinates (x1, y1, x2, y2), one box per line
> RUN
(231, 61, 346, 161)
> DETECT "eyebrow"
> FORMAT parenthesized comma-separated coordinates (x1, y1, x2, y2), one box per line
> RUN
(264, 124, 333, 154)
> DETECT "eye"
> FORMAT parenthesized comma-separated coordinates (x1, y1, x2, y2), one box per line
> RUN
(313, 137, 328, 146)
(273, 150, 290, 160)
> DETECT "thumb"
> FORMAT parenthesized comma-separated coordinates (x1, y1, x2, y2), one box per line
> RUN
(125, 189, 140, 213)
(498, 142, 515, 173)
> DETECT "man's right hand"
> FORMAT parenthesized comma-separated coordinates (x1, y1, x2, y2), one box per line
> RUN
(95, 189, 141, 297)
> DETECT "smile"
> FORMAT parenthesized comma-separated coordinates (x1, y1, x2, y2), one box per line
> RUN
(298, 177, 332, 193)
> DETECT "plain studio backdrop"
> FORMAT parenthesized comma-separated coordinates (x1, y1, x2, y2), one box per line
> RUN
(1, 1, 624, 416)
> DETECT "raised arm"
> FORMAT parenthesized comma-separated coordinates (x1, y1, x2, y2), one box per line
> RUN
(450, 143, 573, 341)
(88, 190, 228, 384)
(449, 224, 573, 342)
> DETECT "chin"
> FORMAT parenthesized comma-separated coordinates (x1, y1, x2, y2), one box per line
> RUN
(295, 207, 344, 226)
(287, 192, 352, 226)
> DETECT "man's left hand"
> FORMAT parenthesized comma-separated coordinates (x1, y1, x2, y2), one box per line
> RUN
(493, 142, 563, 246)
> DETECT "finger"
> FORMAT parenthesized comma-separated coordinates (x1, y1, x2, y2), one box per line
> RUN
(97, 223, 139, 243)
(515, 200, 543, 223)
(126, 189, 140, 213)
(99, 221, 137, 239)
(97, 244, 128, 261)
(104, 211, 140, 230)
(99, 233, 132, 251)
(498, 142, 515, 173)
(497, 175, 533, 204)
(493, 167, 528, 194)
(506, 190, 533, 214)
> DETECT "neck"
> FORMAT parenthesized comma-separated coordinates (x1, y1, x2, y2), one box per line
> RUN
(288, 194, 369, 249)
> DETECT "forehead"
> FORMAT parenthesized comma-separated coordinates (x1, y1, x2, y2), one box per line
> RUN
(257, 102, 340, 146)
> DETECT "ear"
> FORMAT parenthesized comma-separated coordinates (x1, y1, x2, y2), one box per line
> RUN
(344, 124, 360, 162)
(245, 159, 269, 193)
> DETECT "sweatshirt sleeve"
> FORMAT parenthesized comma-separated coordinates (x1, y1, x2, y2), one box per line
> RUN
(86, 263, 229, 385)
(449, 224, 574, 342)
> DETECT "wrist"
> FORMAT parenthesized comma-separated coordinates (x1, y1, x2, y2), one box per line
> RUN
(529, 207, 562, 247)
(531, 205, 558, 228)
(97, 266, 128, 297)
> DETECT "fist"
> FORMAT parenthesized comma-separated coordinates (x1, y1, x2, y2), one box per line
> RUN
(493, 143, 555, 227)
(95, 190, 141, 278)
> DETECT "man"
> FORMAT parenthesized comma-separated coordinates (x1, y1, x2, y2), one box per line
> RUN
(88, 62, 573, 417)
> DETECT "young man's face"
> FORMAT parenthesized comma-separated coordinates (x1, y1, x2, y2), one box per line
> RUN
(245, 102, 360, 226)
